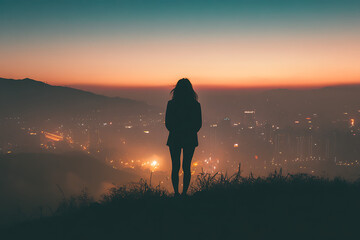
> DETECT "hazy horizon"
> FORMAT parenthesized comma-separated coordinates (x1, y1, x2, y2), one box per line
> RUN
(70, 81, 360, 107)
(4, 76, 360, 107)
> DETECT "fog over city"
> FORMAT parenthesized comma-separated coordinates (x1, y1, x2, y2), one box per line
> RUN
(1, 77, 360, 225)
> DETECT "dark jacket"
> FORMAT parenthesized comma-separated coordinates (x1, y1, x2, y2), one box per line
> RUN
(165, 99, 202, 147)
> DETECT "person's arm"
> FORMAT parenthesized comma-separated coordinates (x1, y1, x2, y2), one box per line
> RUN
(165, 101, 173, 131)
(195, 103, 202, 132)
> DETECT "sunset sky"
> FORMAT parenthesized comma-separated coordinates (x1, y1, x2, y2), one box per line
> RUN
(1, 0, 360, 87)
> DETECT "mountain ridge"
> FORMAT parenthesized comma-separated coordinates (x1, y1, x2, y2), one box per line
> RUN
(0, 77, 151, 119)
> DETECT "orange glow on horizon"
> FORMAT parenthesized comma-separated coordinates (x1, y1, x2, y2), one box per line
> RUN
(51, 79, 360, 89)
(2, 75, 360, 89)
(2, 33, 360, 88)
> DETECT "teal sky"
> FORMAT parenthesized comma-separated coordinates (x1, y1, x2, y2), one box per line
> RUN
(2, 0, 359, 37)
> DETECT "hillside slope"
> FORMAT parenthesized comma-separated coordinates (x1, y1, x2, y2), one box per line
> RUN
(0, 78, 150, 119)
(0, 152, 138, 226)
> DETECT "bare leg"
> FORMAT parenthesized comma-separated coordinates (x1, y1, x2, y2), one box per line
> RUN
(182, 146, 195, 195)
(169, 146, 181, 195)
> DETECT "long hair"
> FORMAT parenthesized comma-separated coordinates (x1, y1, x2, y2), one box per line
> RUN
(170, 78, 198, 101)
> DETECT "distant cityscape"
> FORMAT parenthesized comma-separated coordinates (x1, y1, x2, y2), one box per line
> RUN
(2, 105, 360, 182)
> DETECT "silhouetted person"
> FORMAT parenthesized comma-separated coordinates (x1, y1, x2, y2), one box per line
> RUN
(165, 78, 202, 196)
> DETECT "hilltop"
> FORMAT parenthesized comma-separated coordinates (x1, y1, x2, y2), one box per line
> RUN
(2, 171, 359, 240)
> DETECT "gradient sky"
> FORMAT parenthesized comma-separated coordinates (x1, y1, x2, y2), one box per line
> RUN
(1, 0, 360, 87)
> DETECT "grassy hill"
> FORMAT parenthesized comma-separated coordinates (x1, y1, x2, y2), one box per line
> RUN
(2, 169, 359, 240)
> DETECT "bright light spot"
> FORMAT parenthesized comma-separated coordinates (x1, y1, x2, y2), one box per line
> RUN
(350, 119, 355, 127)
(150, 160, 160, 172)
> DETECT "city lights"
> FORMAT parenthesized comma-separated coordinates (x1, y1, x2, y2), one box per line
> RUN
(2, 86, 360, 184)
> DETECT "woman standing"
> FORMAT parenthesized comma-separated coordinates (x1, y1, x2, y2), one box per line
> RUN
(165, 78, 202, 196)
